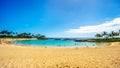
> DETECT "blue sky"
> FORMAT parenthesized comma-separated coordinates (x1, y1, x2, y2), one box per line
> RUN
(0, 0, 120, 37)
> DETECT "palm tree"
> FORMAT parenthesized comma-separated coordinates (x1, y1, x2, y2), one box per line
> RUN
(118, 30, 120, 36)
(108, 33, 113, 38)
(21, 32, 30, 38)
(35, 34, 41, 38)
(31, 34, 35, 38)
(102, 31, 107, 36)
(119, 30, 120, 33)
(0, 30, 46, 38)
(0, 30, 8, 34)
(110, 31, 117, 38)
(6, 31, 12, 37)
(37, 35, 46, 39)
(102, 31, 108, 39)
(40, 35, 46, 38)
(0, 30, 8, 37)
(95, 33, 102, 39)
(28, 33, 32, 38)
(115, 32, 119, 37)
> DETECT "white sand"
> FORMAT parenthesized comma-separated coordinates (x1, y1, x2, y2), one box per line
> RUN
(0, 38, 120, 68)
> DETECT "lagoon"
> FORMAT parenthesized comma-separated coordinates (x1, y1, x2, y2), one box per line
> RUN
(14, 39, 98, 47)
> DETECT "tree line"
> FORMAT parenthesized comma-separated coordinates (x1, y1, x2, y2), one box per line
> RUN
(0, 30, 46, 39)
(95, 30, 120, 39)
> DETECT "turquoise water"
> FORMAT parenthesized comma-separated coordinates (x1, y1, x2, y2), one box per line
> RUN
(14, 39, 98, 47)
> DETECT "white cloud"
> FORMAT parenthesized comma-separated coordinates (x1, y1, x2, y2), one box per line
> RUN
(66, 17, 120, 34)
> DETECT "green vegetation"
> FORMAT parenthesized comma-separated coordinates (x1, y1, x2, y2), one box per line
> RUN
(94, 30, 120, 42)
(92, 38, 120, 42)
(0, 30, 46, 39)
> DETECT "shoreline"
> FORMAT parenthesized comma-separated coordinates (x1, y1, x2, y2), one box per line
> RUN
(0, 38, 119, 48)
(8, 38, 111, 48)
(0, 38, 120, 68)
(0, 38, 120, 49)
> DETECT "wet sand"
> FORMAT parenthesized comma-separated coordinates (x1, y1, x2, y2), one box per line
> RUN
(0, 38, 120, 68)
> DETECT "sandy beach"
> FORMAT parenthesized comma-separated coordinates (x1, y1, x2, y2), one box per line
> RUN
(0, 39, 120, 68)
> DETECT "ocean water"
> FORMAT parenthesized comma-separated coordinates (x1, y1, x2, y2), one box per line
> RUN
(13, 39, 98, 47)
